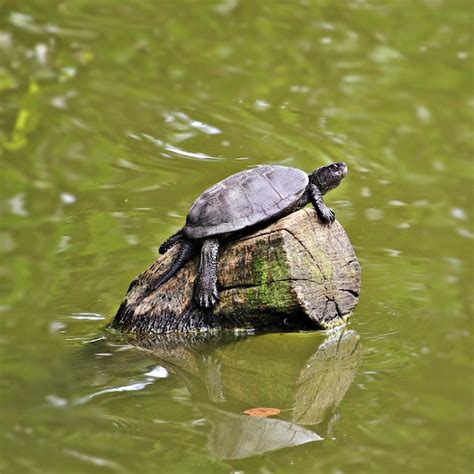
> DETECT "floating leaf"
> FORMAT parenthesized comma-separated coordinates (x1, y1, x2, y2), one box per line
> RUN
(244, 407, 281, 417)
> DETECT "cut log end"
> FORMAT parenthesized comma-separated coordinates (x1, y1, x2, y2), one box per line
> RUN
(112, 208, 361, 334)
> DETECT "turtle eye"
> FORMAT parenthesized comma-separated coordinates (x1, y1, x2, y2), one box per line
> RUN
(330, 164, 338, 172)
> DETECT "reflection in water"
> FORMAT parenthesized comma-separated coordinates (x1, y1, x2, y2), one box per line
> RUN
(134, 328, 362, 459)
(201, 405, 322, 459)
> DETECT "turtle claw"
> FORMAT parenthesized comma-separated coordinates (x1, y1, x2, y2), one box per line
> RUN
(319, 207, 336, 224)
(194, 285, 219, 310)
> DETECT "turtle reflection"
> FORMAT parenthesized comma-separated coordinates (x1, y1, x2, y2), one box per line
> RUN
(135, 328, 361, 460)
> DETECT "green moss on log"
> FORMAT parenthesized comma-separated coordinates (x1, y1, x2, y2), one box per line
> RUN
(247, 242, 293, 310)
(246, 281, 294, 311)
(252, 241, 289, 284)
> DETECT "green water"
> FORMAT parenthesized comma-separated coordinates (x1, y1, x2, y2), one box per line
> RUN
(0, 0, 472, 472)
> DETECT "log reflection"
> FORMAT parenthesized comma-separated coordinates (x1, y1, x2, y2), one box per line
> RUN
(134, 328, 361, 459)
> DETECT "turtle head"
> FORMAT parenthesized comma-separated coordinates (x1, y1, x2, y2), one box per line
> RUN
(311, 162, 348, 195)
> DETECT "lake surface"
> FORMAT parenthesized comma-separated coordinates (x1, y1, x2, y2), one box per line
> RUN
(0, 1, 472, 472)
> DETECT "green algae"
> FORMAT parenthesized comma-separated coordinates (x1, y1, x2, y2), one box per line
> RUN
(247, 240, 293, 310)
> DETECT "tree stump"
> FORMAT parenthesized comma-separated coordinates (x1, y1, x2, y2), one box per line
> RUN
(112, 208, 361, 334)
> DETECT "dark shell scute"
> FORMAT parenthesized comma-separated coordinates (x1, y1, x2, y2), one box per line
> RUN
(184, 165, 308, 238)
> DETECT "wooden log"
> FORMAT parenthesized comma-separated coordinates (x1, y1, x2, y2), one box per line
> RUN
(112, 208, 361, 334)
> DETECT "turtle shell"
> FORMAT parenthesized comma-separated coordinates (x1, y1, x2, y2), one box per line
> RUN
(183, 165, 309, 239)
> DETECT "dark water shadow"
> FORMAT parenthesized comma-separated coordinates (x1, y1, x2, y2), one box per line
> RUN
(132, 327, 362, 459)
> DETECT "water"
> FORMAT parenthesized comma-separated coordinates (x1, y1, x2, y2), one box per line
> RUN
(0, 1, 472, 472)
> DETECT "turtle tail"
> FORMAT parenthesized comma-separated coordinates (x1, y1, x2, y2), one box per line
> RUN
(146, 239, 197, 294)
(159, 230, 184, 254)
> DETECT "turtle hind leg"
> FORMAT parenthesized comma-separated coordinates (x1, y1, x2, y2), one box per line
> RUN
(159, 230, 183, 254)
(194, 238, 220, 310)
(144, 239, 197, 296)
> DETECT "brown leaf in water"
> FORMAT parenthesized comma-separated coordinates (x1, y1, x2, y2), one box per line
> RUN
(243, 407, 281, 417)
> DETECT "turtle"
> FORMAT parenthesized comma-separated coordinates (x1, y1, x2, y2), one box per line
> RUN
(152, 162, 348, 309)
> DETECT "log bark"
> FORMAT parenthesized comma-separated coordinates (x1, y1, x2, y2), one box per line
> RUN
(112, 208, 361, 334)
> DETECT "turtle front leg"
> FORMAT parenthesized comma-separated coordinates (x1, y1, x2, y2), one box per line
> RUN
(194, 238, 220, 309)
(308, 184, 335, 224)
